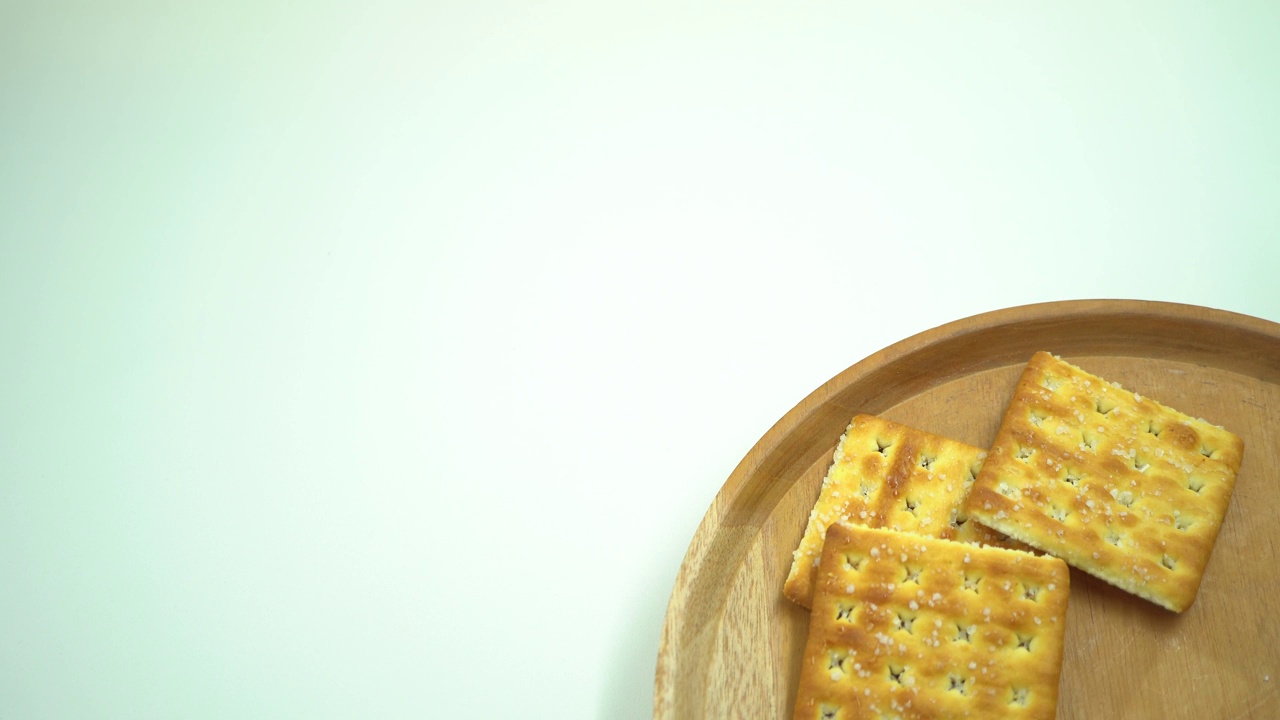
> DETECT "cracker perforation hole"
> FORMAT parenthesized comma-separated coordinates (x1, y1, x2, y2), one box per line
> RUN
(876, 438, 893, 456)
(819, 705, 839, 720)
(1016, 633, 1034, 652)
(902, 565, 921, 585)
(954, 623, 974, 643)
(844, 554, 866, 572)
(1029, 410, 1046, 427)
(893, 611, 916, 635)
(1146, 420, 1164, 437)
(1095, 397, 1116, 415)
(904, 498, 919, 516)
(888, 664, 907, 686)
(1010, 687, 1029, 706)
(1105, 529, 1123, 546)
(1200, 445, 1217, 459)
(1133, 457, 1149, 473)
(1162, 554, 1178, 571)
(1175, 516, 1195, 532)
(1050, 505, 1070, 522)
(1042, 376, 1062, 391)
(858, 481, 872, 499)
(947, 674, 969, 695)
(1063, 470, 1082, 487)
(1080, 430, 1097, 452)
(963, 573, 981, 594)
(1014, 446, 1034, 463)
(835, 602, 858, 623)
(1188, 476, 1205, 494)
(1113, 490, 1134, 507)
(919, 454, 936, 471)
(828, 651, 848, 672)
(1021, 583, 1041, 602)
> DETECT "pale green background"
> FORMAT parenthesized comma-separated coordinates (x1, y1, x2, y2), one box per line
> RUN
(2, 1, 1278, 718)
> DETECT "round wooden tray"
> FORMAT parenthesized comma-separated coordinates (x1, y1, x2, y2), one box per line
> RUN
(654, 300, 1280, 719)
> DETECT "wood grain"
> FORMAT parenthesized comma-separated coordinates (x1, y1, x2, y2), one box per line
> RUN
(654, 300, 1280, 720)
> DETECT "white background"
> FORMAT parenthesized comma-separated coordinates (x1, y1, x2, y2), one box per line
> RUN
(2, 1, 1278, 718)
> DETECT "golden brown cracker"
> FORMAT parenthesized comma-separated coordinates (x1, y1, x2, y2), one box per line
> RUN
(785, 415, 1019, 609)
(793, 523, 1070, 720)
(966, 352, 1243, 612)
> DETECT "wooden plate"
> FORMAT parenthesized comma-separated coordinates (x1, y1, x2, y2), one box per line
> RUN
(654, 300, 1280, 720)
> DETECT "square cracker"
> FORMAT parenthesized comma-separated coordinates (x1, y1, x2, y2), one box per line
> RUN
(784, 415, 1020, 609)
(965, 351, 1244, 612)
(792, 523, 1070, 720)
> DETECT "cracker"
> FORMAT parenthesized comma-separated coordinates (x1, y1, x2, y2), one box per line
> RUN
(792, 523, 1070, 720)
(785, 415, 1020, 609)
(965, 352, 1244, 612)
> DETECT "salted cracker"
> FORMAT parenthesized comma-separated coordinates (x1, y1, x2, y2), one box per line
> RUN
(792, 523, 1070, 720)
(784, 415, 1019, 609)
(965, 352, 1244, 613)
